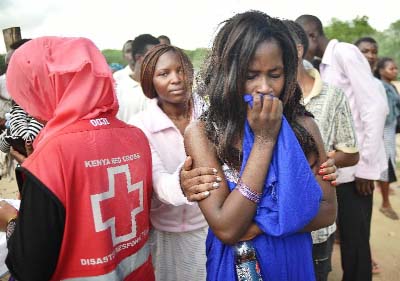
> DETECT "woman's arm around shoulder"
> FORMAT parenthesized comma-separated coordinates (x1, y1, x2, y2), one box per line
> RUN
(184, 120, 274, 244)
(297, 116, 337, 231)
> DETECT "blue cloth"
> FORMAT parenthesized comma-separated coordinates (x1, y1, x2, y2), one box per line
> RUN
(109, 63, 123, 72)
(206, 94, 322, 281)
(382, 81, 400, 125)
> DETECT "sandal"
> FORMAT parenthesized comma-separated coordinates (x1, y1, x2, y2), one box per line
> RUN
(379, 207, 399, 220)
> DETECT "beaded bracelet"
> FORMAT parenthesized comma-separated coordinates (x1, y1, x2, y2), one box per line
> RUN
(236, 180, 262, 204)
(6, 217, 17, 241)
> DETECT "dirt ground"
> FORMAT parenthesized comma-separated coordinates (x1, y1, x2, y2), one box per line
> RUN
(0, 169, 399, 280)
(329, 185, 400, 280)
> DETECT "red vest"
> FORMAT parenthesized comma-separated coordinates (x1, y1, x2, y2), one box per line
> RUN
(23, 115, 154, 281)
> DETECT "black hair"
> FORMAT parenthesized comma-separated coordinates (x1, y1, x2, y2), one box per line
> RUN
(354, 37, 377, 47)
(311, 57, 322, 72)
(141, 44, 193, 99)
(198, 11, 318, 168)
(158, 35, 171, 44)
(9, 39, 31, 50)
(295, 15, 324, 36)
(131, 34, 160, 62)
(374, 57, 394, 79)
(122, 40, 132, 51)
(283, 20, 309, 58)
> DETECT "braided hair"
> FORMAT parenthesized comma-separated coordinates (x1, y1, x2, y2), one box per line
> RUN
(283, 20, 309, 58)
(197, 11, 318, 167)
(140, 44, 194, 99)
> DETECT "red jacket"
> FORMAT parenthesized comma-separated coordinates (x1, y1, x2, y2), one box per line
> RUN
(23, 115, 154, 281)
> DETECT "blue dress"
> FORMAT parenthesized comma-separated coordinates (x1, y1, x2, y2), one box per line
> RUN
(206, 95, 322, 281)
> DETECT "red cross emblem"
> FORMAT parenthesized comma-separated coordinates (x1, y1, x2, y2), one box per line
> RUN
(91, 164, 144, 246)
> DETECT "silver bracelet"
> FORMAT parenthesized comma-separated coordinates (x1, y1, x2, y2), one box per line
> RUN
(236, 180, 262, 204)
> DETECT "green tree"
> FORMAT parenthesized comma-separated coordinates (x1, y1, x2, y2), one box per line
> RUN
(101, 47, 209, 71)
(184, 48, 209, 70)
(375, 20, 400, 70)
(324, 16, 400, 78)
(102, 49, 125, 66)
(325, 16, 376, 43)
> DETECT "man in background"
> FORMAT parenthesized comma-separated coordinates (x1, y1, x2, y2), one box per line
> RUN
(113, 40, 133, 84)
(296, 14, 388, 281)
(158, 35, 170, 45)
(115, 34, 159, 122)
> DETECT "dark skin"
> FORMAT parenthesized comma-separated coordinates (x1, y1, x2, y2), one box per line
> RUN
(0, 50, 195, 234)
(0, 118, 6, 130)
(355, 177, 375, 196)
(180, 123, 337, 241)
(185, 94, 282, 244)
(0, 200, 18, 231)
(180, 43, 338, 203)
(238, 116, 336, 240)
(298, 19, 374, 197)
(184, 107, 336, 243)
(122, 41, 134, 68)
(296, 43, 359, 171)
(376, 60, 399, 206)
(152, 50, 192, 136)
(354, 42, 383, 197)
(184, 40, 336, 244)
(296, 116, 337, 231)
(180, 154, 337, 201)
(0, 141, 33, 229)
(185, 41, 284, 244)
(357, 41, 378, 70)
(10, 141, 34, 164)
(131, 44, 157, 83)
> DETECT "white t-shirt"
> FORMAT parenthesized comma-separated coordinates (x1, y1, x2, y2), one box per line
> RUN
(112, 65, 132, 84)
(115, 75, 150, 123)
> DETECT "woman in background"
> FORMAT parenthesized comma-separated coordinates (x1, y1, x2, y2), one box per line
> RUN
(130, 44, 208, 281)
(374, 57, 400, 220)
(184, 11, 336, 280)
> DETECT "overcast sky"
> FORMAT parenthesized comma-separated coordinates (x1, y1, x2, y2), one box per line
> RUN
(0, 0, 398, 53)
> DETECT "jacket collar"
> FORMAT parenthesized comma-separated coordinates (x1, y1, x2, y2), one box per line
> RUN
(143, 99, 174, 133)
(303, 68, 323, 105)
(142, 98, 194, 133)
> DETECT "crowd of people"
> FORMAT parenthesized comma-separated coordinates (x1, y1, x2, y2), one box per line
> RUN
(0, 10, 398, 281)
